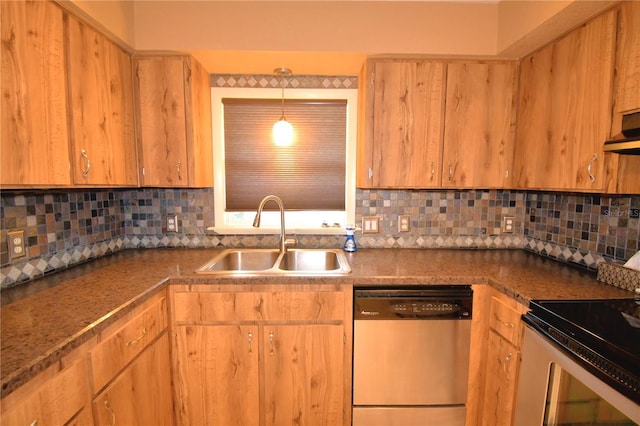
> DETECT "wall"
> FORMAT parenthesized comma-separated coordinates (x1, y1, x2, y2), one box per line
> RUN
(62, 0, 617, 75)
(2, 188, 638, 288)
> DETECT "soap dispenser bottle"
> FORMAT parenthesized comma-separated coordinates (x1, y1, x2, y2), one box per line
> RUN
(343, 226, 357, 252)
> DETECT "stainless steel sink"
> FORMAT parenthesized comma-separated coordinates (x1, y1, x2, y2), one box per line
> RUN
(196, 248, 351, 275)
(198, 249, 280, 272)
(279, 249, 343, 272)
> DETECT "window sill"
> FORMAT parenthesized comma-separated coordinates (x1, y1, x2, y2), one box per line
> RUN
(207, 226, 348, 236)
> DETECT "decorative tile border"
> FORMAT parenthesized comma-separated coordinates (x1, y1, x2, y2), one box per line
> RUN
(211, 74, 358, 90)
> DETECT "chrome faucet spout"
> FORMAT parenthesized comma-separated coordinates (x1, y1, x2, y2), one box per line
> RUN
(252, 195, 295, 254)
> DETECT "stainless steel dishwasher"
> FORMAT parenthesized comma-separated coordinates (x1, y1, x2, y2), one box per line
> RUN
(353, 286, 473, 426)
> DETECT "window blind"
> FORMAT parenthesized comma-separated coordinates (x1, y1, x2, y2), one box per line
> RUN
(223, 98, 347, 211)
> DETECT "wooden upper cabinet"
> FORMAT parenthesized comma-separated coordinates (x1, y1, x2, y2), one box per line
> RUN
(358, 59, 445, 188)
(1, 0, 71, 187)
(66, 14, 138, 187)
(514, 10, 617, 192)
(614, 1, 640, 115)
(135, 55, 213, 187)
(442, 62, 518, 188)
(610, 1, 640, 195)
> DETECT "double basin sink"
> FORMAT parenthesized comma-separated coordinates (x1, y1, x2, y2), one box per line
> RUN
(197, 248, 352, 275)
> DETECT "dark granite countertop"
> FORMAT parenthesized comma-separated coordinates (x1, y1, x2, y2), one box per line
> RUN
(1, 248, 633, 398)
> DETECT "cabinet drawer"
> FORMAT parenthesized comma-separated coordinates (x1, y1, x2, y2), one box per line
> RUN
(89, 297, 168, 392)
(489, 296, 523, 347)
(2, 358, 88, 426)
(173, 291, 345, 323)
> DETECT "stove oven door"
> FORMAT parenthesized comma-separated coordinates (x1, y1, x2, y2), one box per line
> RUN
(515, 325, 640, 425)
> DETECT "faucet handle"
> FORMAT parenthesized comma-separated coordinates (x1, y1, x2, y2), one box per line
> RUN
(284, 237, 297, 249)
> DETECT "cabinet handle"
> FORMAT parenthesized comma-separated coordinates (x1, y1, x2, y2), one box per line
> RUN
(368, 167, 373, 179)
(29, 420, 38, 426)
(505, 169, 510, 179)
(269, 331, 275, 355)
(494, 314, 515, 329)
(177, 161, 182, 181)
(502, 352, 513, 381)
(448, 163, 453, 183)
(126, 327, 147, 346)
(103, 399, 116, 426)
(80, 149, 91, 179)
(430, 162, 435, 181)
(587, 154, 597, 183)
(248, 330, 253, 354)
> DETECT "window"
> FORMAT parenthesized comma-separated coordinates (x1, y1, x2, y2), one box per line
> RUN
(211, 87, 357, 233)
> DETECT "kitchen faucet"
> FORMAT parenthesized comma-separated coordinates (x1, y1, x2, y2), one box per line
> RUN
(252, 195, 296, 254)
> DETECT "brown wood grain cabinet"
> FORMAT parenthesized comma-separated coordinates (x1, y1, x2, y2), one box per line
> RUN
(442, 61, 518, 188)
(0, 357, 91, 426)
(609, 1, 640, 194)
(170, 285, 351, 426)
(513, 9, 617, 192)
(89, 293, 173, 425)
(357, 59, 446, 188)
(1, 0, 72, 187)
(134, 55, 213, 187)
(466, 288, 528, 426)
(92, 334, 173, 426)
(357, 58, 518, 189)
(66, 14, 138, 187)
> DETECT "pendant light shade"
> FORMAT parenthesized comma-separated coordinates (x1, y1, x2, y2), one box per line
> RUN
(273, 118, 294, 146)
(273, 67, 293, 146)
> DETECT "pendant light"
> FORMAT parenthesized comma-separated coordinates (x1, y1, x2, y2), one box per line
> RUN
(273, 67, 294, 146)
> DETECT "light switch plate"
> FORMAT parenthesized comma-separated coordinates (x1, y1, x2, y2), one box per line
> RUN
(7, 230, 26, 260)
(362, 216, 380, 234)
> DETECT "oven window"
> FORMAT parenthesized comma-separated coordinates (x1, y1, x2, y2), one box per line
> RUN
(544, 363, 636, 425)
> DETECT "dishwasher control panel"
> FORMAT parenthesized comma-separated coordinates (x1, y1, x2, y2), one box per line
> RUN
(355, 285, 472, 320)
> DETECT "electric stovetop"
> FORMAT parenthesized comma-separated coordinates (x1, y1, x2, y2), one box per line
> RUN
(523, 297, 640, 404)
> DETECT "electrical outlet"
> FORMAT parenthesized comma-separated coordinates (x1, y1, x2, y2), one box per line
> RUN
(502, 216, 515, 234)
(166, 215, 179, 232)
(399, 215, 410, 232)
(7, 230, 26, 260)
(362, 216, 380, 234)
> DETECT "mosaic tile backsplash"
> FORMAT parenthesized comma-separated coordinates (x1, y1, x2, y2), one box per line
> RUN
(2, 188, 639, 287)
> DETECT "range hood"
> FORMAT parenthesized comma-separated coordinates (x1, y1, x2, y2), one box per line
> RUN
(604, 111, 640, 155)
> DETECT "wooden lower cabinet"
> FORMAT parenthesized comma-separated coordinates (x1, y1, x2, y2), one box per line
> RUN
(480, 331, 521, 426)
(170, 285, 351, 426)
(466, 286, 528, 426)
(92, 333, 174, 426)
(174, 325, 260, 425)
(263, 324, 344, 426)
(0, 357, 91, 426)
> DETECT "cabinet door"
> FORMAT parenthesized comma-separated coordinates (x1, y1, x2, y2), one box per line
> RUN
(514, 10, 616, 191)
(2, 357, 89, 426)
(610, 2, 640, 195)
(614, 1, 640, 114)
(1, 0, 71, 187)
(173, 325, 260, 426)
(135, 56, 190, 187)
(369, 60, 445, 188)
(481, 331, 520, 426)
(442, 62, 517, 188)
(67, 15, 137, 186)
(264, 324, 344, 426)
(93, 333, 174, 426)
